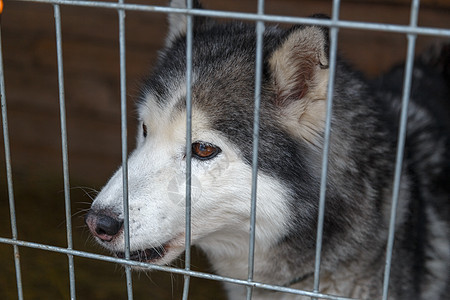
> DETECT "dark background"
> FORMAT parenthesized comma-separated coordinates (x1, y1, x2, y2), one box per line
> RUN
(1, 0, 449, 299)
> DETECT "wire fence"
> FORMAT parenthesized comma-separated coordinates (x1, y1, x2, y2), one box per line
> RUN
(1, 0, 450, 299)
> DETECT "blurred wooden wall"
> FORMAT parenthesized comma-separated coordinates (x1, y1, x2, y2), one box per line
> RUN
(1, 0, 449, 186)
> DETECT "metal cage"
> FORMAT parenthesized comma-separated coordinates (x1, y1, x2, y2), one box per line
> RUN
(1, 0, 449, 299)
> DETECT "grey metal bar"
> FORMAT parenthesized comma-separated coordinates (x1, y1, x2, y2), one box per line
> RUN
(382, 0, 419, 299)
(312, 2, 340, 297)
(0, 236, 354, 300)
(246, 1, 265, 299)
(53, 5, 76, 299)
(117, 0, 133, 298)
(182, 0, 194, 299)
(0, 21, 24, 300)
(12, 0, 450, 37)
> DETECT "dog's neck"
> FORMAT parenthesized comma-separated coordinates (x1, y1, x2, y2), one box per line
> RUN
(199, 235, 381, 299)
(198, 232, 317, 290)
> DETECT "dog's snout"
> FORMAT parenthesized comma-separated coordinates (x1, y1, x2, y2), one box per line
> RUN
(85, 211, 123, 242)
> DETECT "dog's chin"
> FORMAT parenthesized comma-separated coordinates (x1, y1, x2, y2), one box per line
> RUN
(113, 234, 186, 266)
(115, 245, 167, 263)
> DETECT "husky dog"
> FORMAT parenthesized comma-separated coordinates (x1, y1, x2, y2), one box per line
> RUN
(85, 1, 449, 299)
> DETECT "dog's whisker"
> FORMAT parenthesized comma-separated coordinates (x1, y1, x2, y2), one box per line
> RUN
(72, 208, 90, 218)
(70, 186, 99, 201)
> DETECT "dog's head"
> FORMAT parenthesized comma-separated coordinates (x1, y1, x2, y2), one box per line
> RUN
(85, 0, 332, 269)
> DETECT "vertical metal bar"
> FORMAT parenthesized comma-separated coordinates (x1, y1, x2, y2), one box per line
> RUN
(117, 0, 133, 299)
(312, 0, 340, 297)
(53, 5, 76, 299)
(246, 1, 265, 299)
(0, 21, 24, 300)
(382, 1, 419, 299)
(182, 1, 194, 298)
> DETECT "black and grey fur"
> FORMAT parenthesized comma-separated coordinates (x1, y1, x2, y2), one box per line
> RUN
(85, 1, 449, 299)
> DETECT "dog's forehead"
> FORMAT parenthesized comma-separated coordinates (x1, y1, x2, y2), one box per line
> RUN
(138, 86, 216, 140)
(136, 22, 287, 143)
(138, 23, 264, 108)
(138, 64, 255, 130)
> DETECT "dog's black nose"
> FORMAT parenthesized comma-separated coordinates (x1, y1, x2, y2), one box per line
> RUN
(85, 211, 123, 242)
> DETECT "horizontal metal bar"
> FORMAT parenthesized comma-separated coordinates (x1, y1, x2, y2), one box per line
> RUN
(12, 0, 450, 37)
(0, 237, 354, 300)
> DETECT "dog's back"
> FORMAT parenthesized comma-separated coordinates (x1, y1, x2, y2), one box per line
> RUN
(372, 45, 450, 299)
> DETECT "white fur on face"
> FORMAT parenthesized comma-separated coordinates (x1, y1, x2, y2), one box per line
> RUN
(90, 90, 291, 267)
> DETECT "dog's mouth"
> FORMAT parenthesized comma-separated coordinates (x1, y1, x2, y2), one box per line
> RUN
(114, 233, 185, 264)
(115, 245, 166, 263)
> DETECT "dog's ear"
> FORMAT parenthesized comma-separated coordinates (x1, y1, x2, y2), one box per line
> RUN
(166, 0, 206, 46)
(269, 21, 330, 146)
(270, 22, 330, 107)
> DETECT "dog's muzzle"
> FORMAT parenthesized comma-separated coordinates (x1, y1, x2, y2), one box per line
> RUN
(85, 209, 169, 263)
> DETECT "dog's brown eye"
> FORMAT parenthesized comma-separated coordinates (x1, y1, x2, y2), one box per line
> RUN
(142, 124, 148, 138)
(192, 142, 221, 160)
